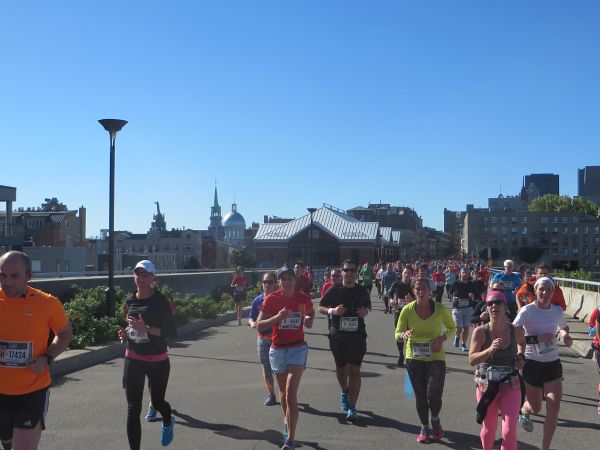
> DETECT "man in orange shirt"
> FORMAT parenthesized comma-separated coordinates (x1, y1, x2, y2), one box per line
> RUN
(0, 251, 72, 450)
(535, 264, 567, 311)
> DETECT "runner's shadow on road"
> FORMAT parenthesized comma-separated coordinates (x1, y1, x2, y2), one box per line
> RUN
(438, 431, 540, 450)
(172, 409, 327, 449)
(305, 331, 330, 337)
(365, 351, 396, 358)
(557, 415, 600, 431)
(51, 375, 80, 387)
(172, 409, 281, 445)
(444, 366, 474, 376)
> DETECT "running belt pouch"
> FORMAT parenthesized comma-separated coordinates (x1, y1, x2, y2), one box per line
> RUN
(475, 372, 513, 424)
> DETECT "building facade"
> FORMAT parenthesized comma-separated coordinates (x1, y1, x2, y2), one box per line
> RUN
(461, 209, 600, 271)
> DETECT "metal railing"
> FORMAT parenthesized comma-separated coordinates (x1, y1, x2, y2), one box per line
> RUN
(489, 268, 600, 292)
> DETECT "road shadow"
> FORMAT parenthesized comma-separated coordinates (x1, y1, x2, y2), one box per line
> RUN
(365, 351, 396, 358)
(562, 393, 598, 402)
(172, 409, 327, 449)
(305, 331, 330, 337)
(445, 366, 474, 376)
(557, 415, 600, 431)
(51, 375, 81, 388)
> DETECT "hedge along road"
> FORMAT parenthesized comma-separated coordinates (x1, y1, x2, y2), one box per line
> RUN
(41, 292, 599, 450)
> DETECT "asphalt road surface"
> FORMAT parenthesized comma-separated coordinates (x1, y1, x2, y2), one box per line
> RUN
(41, 293, 599, 449)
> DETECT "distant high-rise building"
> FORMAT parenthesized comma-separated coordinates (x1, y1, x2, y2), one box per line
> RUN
(578, 166, 600, 205)
(520, 173, 559, 201)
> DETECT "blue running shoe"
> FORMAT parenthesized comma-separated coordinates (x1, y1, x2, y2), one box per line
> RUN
(340, 391, 349, 412)
(346, 407, 358, 422)
(145, 404, 158, 421)
(282, 438, 295, 449)
(161, 415, 175, 446)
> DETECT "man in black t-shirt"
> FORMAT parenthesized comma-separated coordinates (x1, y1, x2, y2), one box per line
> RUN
(319, 258, 371, 422)
(388, 266, 415, 366)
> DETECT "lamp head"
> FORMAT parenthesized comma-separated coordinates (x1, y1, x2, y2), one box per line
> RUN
(99, 119, 128, 138)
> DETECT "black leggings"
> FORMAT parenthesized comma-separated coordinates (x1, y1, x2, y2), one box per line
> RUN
(123, 358, 172, 450)
(406, 359, 446, 425)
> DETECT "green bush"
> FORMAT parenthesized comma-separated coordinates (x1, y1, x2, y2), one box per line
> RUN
(63, 282, 240, 348)
(553, 269, 595, 290)
(63, 285, 126, 349)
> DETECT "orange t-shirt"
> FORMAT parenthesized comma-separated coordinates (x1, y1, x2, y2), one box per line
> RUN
(0, 287, 69, 395)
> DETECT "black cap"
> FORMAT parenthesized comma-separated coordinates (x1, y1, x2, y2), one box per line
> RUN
(276, 266, 295, 279)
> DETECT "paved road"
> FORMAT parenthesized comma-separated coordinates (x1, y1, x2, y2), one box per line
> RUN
(41, 293, 599, 449)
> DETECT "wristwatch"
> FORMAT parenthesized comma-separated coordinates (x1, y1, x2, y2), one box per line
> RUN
(44, 353, 54, 365)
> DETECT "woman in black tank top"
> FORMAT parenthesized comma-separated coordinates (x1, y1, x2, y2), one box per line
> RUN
(469, 291, 525, 450)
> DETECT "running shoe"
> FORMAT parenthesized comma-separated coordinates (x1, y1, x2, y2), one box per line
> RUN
(453, 336, 460, 348)
(145, 404, 158, 421)
(160, 415, 175, 446)
(346, 407, 358, 422)
(237, 320, 242, 326)
(340, 391, 349, 412)
(264, 392, 277, 406)
(417, 426, 430, 443)
(281, 438, 295, 450)
(519, 412, 533, 432)
(430, 417, 444, 440)
(460, 344, 468, 352)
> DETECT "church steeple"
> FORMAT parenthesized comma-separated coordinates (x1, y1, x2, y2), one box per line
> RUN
(209, 181, 223, 231)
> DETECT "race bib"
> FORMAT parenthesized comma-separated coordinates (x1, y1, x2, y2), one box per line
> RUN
(127, 326, 150, 343)
(411, 342, 432, 358)
(280, 312, 302, 329)
(458, 298, 470, 308)
(340, 317, 359, 331)
(0, 341, 33, 368)
(486, 366, 514, 382)
(526, 335, 556, 356)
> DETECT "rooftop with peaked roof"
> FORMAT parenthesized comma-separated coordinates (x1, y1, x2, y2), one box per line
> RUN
(254, 206, 379, 242)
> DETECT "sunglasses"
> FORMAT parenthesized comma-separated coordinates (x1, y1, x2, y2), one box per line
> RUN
(486, 299, 504, 306)
(342, 268, 357, 273)
(262, 280, 276, 285)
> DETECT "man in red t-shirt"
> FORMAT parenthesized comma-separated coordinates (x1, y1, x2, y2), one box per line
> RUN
(321, 268, 342, 298)
(294, 263, 312, 296)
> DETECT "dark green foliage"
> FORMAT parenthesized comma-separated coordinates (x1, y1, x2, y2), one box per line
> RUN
(63, 285, 126, 349)
(528, 194, 599, 216)
(64, 282, 238, 349)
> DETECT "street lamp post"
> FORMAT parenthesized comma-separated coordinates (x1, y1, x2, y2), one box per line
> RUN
(99, 119, 127, 317)
(307, 208, 317, 269)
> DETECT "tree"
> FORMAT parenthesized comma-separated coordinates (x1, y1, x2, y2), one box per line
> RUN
(528, 194, 599, 216)
(184, 256, 201, 270)
(518, 246, 545, 264)
(479, 247, 500, 260)
(229, 247, 256, 268)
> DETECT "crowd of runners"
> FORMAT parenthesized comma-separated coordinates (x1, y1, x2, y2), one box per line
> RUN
(0, 250, 598, 450)
(246, 258, 590, 450)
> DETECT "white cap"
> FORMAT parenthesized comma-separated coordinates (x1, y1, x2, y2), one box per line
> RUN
(134, 260, 155, 274)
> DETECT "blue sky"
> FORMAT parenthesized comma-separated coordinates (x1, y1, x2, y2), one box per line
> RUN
(1, 1, 598, 237)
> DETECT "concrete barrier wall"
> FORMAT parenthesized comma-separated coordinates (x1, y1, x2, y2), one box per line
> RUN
(29, 271, 261, 301)
(563, 286, 600, 323)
